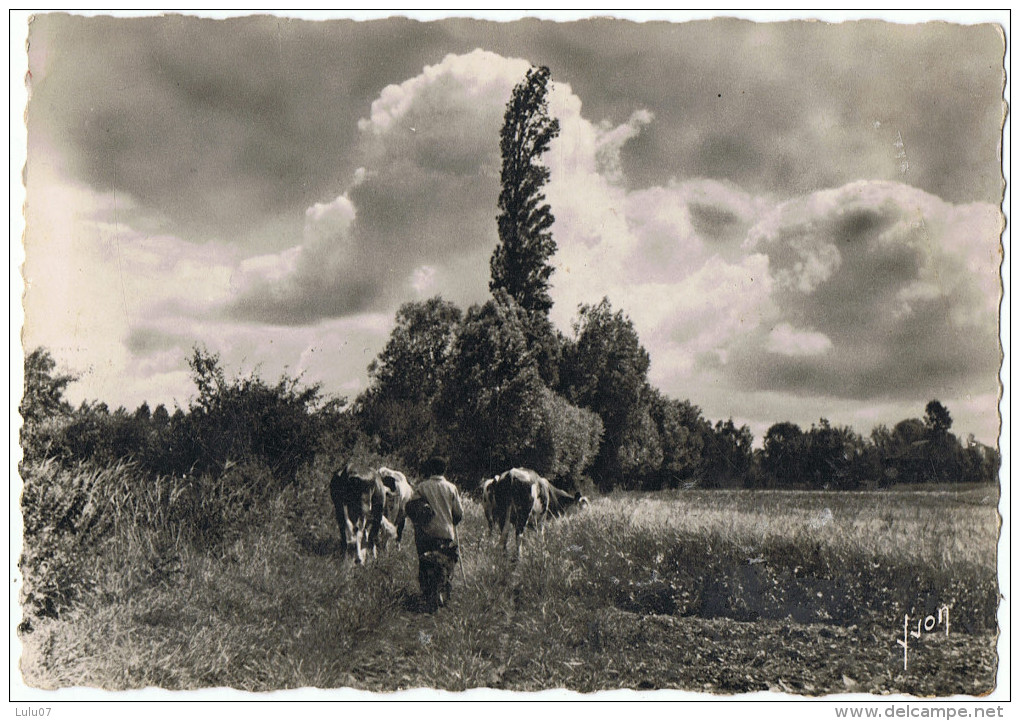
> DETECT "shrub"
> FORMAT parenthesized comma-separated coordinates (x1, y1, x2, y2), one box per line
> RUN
(356, 396, 446, 472)
(20, 414, 75, 466)
(158, 348, 336, 485)
(43, 404, 151, 466)
(20, 459, 124, 619)
(530, 387, 603, 486)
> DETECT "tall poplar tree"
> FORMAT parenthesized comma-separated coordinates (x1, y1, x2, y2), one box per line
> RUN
(490, 65, 560, 314)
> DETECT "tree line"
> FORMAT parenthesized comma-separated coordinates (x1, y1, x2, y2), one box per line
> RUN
(19, 66, 999, 493)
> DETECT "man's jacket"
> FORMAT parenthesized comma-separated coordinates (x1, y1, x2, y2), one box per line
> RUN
(409, 475, 463, 543)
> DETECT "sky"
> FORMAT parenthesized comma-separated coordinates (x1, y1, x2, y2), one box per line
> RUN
(17, 10, 1007, 446)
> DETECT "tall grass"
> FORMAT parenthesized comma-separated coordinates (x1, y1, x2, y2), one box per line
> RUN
(19, 464, 999, 695)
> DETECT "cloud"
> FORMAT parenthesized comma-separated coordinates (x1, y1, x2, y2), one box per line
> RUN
(22, 165, 238, 408)
(21, 163, 392, 410)
(229, 194, 363, 323)
(543, 106, 775, 384)
(766, 324, 833, 357)
(592, 19, 1006, 206)
(536, 94, 999, 436)
(227, 49, 535, 324)
(28, 14, 1004, 263)
(25, 14, 491, 247)
(595, 109, 653, 184)
(227, 48, 680, 328)
(725, 181, 1001, 400)
(411, 265, 438, 295)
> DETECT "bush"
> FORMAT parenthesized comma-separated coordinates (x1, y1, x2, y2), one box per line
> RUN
(20, 459, 125, 619)
(356, 396, 446, 472)
(157, 348, 336, 485)
(18, 453, 299, 625)
(20, 414, 75, 466)
(37, 405, 150, 467)
(530, 387, 603, 487)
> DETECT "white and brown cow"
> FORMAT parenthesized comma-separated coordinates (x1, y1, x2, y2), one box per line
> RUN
(490, 468, 540, 557)
(329, 462, 387, 564)
(489, 467, 590, 556)
(479, 476, 498, 534)
(378, 466, 414, 549)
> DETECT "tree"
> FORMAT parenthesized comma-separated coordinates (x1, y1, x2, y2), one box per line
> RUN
(885, 418, 928, 485)
(435, 291, 546, 478)
(490, 65, 561, 314)
(802, 418, 863, 490)
(365, 297, 462, 405)
(647, 392, 712, 489)
(356, 297, 462, 467)
(762, 422, 806, 487)
(151, 404, 170, 427)
(616, 400, 664, 488)
(922, 400, 960, 484)
(960, 437, 1000, 485)
(21, 347, 76, 425)
(703, 419, 754, 488)
(924, 400, 953, 436)
(560, 298, 654, 488)
(870, 423, 898, 487)
(531, 386, 603, 487)
(133, 402, 151, 422)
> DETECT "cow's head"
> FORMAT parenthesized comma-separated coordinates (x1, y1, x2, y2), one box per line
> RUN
(547, 487, 590, 517)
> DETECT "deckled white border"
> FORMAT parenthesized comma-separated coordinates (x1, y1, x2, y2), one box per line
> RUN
(7, 8, 1010, 711)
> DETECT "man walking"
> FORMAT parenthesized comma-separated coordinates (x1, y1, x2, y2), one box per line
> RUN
(406, 457, 463, 612)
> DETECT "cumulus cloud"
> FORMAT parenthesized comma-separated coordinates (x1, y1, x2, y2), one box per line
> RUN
(229, 193, 364, 323)
(766, 324, 833, 357)
(543, 105, 775, 388)
(725, 181, 1001, 400)
(595, 109, 654, 184)
(21, 164, 392, 410)
(277, 48, 1000, 421)
(22, 166, 243, 407)
(229, 49, 669, 326)
(229, 49, 538, 324)
(29, 15, 1004, 259)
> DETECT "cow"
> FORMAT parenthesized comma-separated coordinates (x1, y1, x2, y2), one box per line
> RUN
(490, 468, 592, 556)
(490, 468, 542, 557)
(479, 476, 498, 534)
(378, 466, 414, 549)
(329, 462, 387, 565)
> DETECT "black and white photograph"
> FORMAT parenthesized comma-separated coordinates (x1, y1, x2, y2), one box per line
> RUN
(11, 9, 1009, 704)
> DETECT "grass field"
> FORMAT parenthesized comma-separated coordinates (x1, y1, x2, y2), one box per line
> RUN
(18, 473, 1000, 696)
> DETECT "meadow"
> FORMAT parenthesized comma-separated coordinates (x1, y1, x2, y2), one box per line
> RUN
(18, 460, 999, 696)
